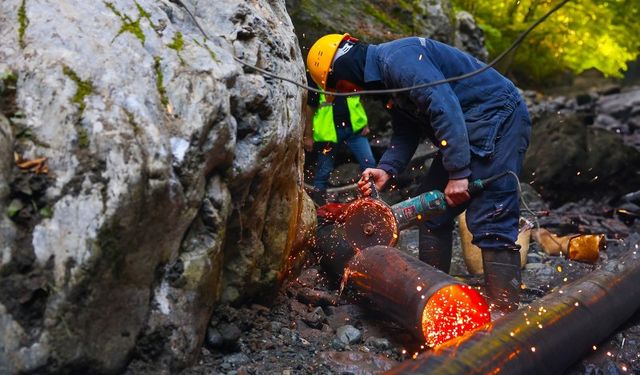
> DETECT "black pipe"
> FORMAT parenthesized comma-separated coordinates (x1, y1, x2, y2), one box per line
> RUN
(385, 238, 640, 375)
(315, 224, 490, 346)
(346, 245, 489, 346)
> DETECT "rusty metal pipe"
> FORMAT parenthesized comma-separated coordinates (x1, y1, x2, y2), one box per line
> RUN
(315, 224, 490, 346)
(385, 241, 640, 375)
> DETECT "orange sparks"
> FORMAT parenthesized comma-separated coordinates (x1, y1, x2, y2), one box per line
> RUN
(421, 284, 490, 347)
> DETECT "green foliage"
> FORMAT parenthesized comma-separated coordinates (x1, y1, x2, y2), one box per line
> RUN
(452, 0, 640, 83)
(7, 199, 24, 218)
(39, 205, 54, 219)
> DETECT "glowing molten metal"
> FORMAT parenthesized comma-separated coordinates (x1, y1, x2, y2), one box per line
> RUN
(422, 284, 490, 347)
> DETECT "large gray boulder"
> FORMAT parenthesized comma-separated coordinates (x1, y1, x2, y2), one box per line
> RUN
(0, 0, 313, 373)
(523, 111, 640, 205)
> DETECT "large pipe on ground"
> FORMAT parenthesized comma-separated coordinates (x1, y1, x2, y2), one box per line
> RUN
(315, 223, 490, 347)
(385, 237, 640, 375)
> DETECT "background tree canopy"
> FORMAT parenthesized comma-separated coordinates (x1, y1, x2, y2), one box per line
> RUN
(453, 0, 640, 86)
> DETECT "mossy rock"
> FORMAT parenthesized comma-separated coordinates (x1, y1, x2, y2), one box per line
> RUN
(286, 0, 455, 54)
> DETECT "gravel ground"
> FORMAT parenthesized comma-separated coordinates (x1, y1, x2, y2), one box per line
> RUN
(178, 212, 640, 375)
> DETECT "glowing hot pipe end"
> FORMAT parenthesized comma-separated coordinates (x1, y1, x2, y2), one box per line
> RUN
(422, 284, 491, 347)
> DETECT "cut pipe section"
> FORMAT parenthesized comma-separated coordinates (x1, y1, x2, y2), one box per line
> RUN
(315, 224, 490, 346)
(385, 240, 640, 375)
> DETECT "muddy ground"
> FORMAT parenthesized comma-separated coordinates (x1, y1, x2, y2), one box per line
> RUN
(176, 199, 640, 375)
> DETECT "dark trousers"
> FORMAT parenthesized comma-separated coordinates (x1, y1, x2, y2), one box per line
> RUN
(418, 99, 532, 250)
(313, 126, 376, 191)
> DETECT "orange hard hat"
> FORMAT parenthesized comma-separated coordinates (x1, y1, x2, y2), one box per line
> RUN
(306, 33, 350, 90)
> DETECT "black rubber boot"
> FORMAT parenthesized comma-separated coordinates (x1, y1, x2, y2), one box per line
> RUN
(311, 189, 327, 206)
(481, 247, 522, 312)
(418, 227, 453, 273)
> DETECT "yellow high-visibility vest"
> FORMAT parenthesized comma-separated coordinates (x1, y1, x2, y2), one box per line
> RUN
(313, 94, 368, 143)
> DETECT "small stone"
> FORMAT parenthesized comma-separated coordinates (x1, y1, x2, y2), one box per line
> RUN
(281, 328, 292, 337)
(270, 321, 283, 333)
(225, 353, 250, 365)
(297, 288, 337, 307)
(331, 338, 347, 351)
(365, 337, 391, 350)
(251, 304, 270, 315)
(336, 325, 362, 345)
(302, 307, 326, 329)
(219, 322, 242, 345)
(290, 300, 309, 315)
(296, 268, 320, 288)
(205, 327, 224, 349)
(527, 253, 543, 263)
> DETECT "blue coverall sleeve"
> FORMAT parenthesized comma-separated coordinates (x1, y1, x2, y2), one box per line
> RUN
(377, 109, 420, 176)
(383, 48, 472, 179)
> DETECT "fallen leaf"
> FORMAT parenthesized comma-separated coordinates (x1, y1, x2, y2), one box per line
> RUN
(16, 156, 48, 175)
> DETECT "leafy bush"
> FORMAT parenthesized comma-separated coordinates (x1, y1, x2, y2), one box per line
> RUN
(453, 0, 640, 85)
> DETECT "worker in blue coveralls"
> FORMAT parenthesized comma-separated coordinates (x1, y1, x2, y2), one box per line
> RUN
(306, 34, 531, 312)
(304, 74, 376, 206)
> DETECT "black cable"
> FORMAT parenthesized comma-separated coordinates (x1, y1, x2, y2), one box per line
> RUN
(171, 0, 571, 96)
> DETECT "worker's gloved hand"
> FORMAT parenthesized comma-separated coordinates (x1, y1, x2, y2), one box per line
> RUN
(444, 178, 470, 207)
(360, 126, 370, 136)
(358, 168, 389, 196)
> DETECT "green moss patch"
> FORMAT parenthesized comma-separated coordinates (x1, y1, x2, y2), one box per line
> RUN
(167, 32, 185, 64)
(167, 32, 184, 52)
(193, 38, 221, 64)
(136, 1, 162, 34)
(125, 110, 140, 136)
(77, 127, 90, 149)
(105, 1, 146, 44)
(62, 66, 94, 113)
(153, 56, 169, 107)
(18, 0, 28, 48)
(362, 3, 411, 34)
(63, 66, 94, 149)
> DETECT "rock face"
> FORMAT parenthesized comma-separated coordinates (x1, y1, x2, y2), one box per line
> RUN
(523, 111, 640, 205)
(522, 88, 640, 205)
(0, 0, 312, 373)
(286, 0, 485, 58)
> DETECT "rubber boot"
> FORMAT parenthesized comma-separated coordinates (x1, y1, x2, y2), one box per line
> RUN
(481, 247, 522, 312)
(418, 227, 453, 273)
(311, 189, 327, 206)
